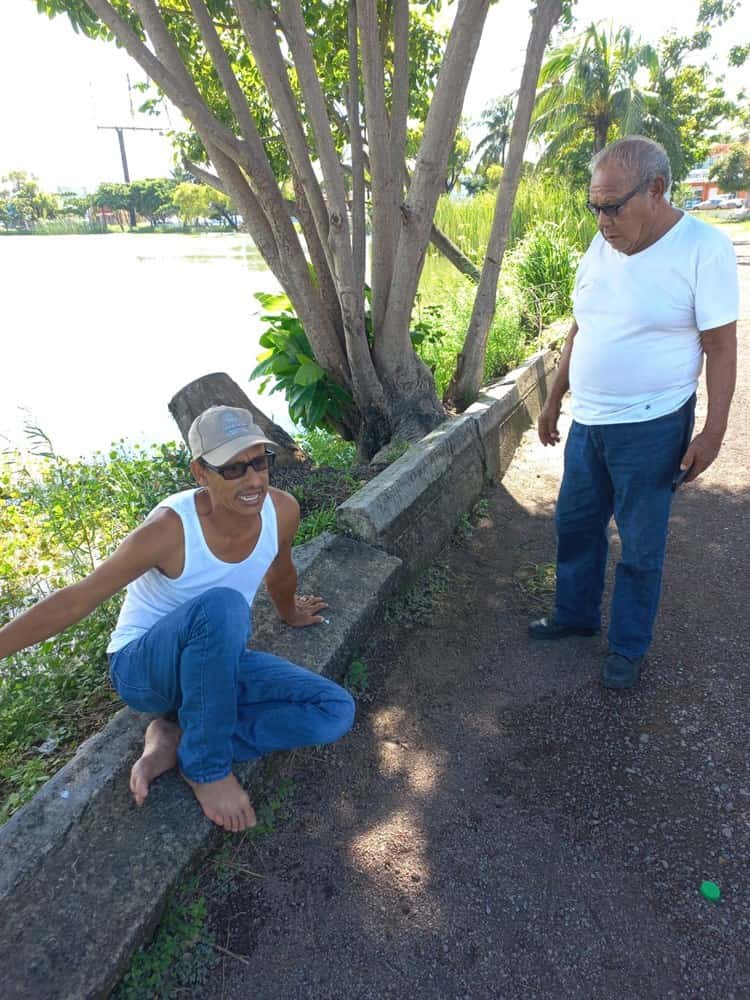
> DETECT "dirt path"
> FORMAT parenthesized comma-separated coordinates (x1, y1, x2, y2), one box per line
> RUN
(200, 249, 750, 1000)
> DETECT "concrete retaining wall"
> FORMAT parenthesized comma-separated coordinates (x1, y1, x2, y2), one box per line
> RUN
(338, 349, 555, 572)
(0, 348, 555, 999)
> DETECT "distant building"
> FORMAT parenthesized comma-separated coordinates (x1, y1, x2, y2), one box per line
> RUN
(684, 142, 749, 203)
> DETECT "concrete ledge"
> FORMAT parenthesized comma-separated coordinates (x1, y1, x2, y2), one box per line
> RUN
(0, 347, 553, 998)
(0, 534, 401, 1000)
(338, 348, 556, 571)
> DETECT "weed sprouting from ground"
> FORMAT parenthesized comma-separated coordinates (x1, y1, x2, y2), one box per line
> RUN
(386, 560, 456, 627)
(113, 876, 216, 999)
(453, 496, 492, 547)
(345, 658, 370, 698)
(515, 562, 556, 604)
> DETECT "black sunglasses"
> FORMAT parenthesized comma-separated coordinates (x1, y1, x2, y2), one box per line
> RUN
(200, 450, 276, 480)
(587, 179, 649, 218)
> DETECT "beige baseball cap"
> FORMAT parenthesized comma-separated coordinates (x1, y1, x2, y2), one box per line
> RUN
(188, 406, 277, 466)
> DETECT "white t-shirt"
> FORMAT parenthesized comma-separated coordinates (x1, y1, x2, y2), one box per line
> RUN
(570, 212, 739, 424)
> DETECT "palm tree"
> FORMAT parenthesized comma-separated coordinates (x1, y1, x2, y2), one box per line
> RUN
(531, 23, 667, 162)
(474, 94, 515, 168)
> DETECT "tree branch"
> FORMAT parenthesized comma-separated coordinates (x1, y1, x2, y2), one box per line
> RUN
(232, 0, 332, 271)
(451, 0, 564, 408)
(347, 0, 366, 292)
(357, 0, 396, 336)
(378, 0, 491, 371)
(390, 0, 409, 230)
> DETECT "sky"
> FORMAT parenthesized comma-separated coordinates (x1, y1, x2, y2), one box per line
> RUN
(1, 0, 748, 193)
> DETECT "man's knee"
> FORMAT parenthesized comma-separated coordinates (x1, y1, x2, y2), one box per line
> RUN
(194, 587, 249, 627)
(182, 588, 251, 655)
(324, 686, 356, 743)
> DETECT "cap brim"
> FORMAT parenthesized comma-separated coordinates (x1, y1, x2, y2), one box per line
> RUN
(201, 434, 277, 466)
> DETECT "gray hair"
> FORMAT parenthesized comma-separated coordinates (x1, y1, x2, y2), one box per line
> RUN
(590, 136, 672, 197)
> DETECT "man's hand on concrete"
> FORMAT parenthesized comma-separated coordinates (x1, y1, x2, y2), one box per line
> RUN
(680, 430, 723, 483)
(538, 398, 562, 446)
(284, 594, 329, 627)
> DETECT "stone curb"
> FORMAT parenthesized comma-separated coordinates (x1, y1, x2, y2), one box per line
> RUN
(337, 348, 555, 572)
(0, 347, 554, 998)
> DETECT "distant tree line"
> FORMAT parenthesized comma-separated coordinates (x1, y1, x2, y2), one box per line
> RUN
(0, 170, 236, 232)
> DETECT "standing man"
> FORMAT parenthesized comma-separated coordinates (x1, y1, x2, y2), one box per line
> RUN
(530, 136, 738, 689)
(0, 406, 355, 830)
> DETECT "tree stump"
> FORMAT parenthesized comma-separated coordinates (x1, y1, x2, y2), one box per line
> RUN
(168, 372, 306, 466)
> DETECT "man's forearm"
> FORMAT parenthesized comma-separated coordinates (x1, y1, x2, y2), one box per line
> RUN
(0, 586, 89, 661)
(547, 321, 578, 402)
(266, 564, 298, 622)
(703, 338, 737, 442)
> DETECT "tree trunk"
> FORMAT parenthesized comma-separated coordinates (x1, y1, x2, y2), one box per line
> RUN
(376, 0, 490, 374)
(449, 0, 563, 410)
(168, 373, 307, 466)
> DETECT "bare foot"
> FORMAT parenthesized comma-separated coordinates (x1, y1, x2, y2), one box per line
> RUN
(181, 772, 257, 832)
(129, 718, 181, 806)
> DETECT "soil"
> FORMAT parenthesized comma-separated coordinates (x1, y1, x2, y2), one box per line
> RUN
(169, 247, 750, 999)
(271, 462, 378, 519)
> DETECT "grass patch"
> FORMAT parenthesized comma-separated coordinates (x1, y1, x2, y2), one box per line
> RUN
(515, 562, 556, 603)
(295, 427, 357, 470)
(386, 560, 456, 627)
(344, 658, 370, 698)
(294, 503, 337, 544)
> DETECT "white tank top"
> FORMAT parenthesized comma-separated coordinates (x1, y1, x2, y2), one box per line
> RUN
(107, 488, 279, 654)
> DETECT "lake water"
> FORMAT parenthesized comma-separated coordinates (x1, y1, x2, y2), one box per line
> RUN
(0, 232, 291, 459)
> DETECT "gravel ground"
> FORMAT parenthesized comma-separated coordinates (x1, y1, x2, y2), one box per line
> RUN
(193, 244, 750, 1000)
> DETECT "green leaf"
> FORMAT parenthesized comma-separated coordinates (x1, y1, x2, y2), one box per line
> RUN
(254, 292, 290, 312)
(293, 358, 325, 386)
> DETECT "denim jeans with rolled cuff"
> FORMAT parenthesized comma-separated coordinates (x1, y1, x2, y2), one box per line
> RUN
(108, 587, 355, 784)
(554, 394, 696, 661)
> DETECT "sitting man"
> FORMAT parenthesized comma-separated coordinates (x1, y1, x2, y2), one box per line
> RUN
(0, 406, 355, 831)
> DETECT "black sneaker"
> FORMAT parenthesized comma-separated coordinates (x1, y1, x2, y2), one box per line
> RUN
(602, 652, 644, 689)
(528, 616, 599, 640)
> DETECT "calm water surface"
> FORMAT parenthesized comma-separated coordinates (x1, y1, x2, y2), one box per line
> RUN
(1, 232, 289, 458)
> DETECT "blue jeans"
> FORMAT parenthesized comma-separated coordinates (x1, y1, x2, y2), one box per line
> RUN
(108, 587, 355, 783)
(554, 395, 696, 660)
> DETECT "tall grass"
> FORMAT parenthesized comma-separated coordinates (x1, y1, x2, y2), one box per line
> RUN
(35, 219, 105, 235)
(414, 275, 527, 397)
(419, 173, 591, 395)
(432, 173, 596, 264)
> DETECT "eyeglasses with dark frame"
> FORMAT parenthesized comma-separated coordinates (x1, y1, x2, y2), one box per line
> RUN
(199, 450, 276, 480)
(586, 179, 650, 218)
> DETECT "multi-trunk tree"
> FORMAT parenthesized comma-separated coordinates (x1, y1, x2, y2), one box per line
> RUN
(38, 0, 564, 456)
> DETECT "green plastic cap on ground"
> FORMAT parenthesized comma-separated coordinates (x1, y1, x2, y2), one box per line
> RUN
(700, 880, 721, 901)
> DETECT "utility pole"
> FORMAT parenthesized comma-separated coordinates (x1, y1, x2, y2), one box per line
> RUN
(97, 124, 166, 228)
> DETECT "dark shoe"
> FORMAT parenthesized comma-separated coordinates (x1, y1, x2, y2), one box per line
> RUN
(528, 616, 599, 640)
(602, 652, 644, 689)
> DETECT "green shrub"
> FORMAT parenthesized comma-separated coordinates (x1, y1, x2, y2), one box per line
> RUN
(295, 427, 356, 470)
(508, 221, 581, 334)
(431, 174, 596, 266)
(250, 292, 354, 430)
(413, 279, 527, 397)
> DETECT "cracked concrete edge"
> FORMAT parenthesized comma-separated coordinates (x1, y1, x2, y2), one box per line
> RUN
(0, 534, 402, 1000)
(337, 348, 556, 560)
